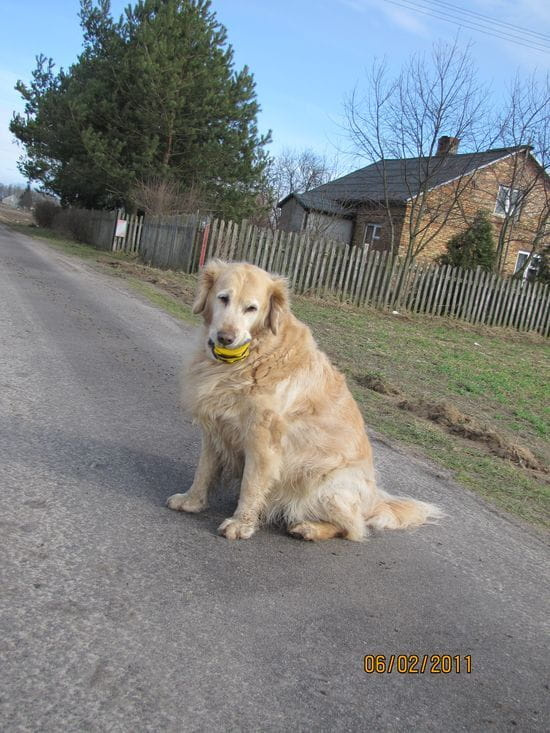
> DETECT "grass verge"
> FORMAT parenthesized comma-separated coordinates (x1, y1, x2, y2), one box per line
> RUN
(12, 223, 550, 530)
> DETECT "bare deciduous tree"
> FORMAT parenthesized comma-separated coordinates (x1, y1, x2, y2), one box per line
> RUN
(130, 177, 209, 216)
(264, 147, 338, 230)
(344, 40, 490, 262)
(487, 73, 550, 275)
(272, 148, 331, 195)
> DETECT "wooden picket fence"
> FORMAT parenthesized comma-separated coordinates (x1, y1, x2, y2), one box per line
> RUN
(139, 212, 200, 270)
(55, 207, 142, 253)
(62, 208, 117, 251)
(70, 208, 549, 336)
(199, 217, 550, 336)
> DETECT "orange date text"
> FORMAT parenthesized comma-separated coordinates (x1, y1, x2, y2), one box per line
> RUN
(363, 654, 472, 674)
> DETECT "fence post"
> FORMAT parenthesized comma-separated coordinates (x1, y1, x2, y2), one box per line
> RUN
(198, 222, 210, 268)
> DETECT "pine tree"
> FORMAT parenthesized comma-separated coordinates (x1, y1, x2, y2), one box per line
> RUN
(438, 210, 497, 271)
(10, 0, 270, 218)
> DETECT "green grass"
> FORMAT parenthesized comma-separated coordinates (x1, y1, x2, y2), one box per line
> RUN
(14, 223, 550, 530)
(10, 224, 112, 258)
(126, 277, 199, 325)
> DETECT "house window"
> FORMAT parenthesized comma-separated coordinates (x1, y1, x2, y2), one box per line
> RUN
(364, 223, 382, 248)
(495, 185, 523, 219)
(514, 250, 541, 281)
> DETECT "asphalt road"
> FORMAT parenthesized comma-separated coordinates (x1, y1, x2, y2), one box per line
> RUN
(1, 224, 548, 732)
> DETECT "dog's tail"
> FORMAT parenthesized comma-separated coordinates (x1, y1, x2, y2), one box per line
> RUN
(364, 491, 444, 530)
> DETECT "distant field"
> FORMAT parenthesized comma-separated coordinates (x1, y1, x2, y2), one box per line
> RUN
(0, 204, 34, 226)
(11, 223, 550, 530)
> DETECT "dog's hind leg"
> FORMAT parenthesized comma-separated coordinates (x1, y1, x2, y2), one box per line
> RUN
(288, 521, 343, 541)
(283, 480, 368, 541)
(305, 469, 370, 541)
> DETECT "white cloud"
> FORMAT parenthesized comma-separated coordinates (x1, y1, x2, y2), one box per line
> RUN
(469, 0, 550, 67)
(340, 0, 550, 63)
(381, 5, 428, 35)
(0, 124, 25, 184)
(477, 0, 550, 26)
(0, 69, 23, 107)
(340, 0, 428, 35)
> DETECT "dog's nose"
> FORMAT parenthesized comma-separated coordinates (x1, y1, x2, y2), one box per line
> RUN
(216, 330, 235, 346)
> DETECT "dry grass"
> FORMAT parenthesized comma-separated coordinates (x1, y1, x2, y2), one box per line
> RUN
(0, 204, 34, 226)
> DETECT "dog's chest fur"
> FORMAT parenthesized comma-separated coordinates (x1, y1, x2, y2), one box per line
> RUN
(183, 355, 271, 455)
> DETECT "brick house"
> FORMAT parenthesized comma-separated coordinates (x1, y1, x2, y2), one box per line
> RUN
(278, 137, 549, 275)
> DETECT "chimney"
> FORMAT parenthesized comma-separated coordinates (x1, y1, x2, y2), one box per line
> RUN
(436, 136, 460, 156)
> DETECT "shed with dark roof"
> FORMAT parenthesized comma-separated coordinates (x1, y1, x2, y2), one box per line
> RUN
(277, 143, 533, 246)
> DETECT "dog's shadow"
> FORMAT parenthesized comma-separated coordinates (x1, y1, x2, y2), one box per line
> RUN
(2, 412, 256, 530)
(3, 414, 374, 547)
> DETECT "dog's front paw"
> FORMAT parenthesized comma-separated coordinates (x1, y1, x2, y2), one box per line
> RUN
(166, 492, 207, 513)
(217, 517, 257, 540)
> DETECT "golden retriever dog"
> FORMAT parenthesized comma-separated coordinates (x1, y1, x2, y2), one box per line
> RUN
(167, 260, 442, 541)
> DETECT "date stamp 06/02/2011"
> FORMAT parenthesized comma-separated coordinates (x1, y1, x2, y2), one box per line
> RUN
(364, 654, 472, 675)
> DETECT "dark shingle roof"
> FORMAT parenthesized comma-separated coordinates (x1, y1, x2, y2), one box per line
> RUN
(291, 191, 353, 216)
(279, 146, 530, 214)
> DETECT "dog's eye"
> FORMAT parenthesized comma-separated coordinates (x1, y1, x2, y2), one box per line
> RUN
(245, 304, 258, 313)
(218, 294, 229, 305)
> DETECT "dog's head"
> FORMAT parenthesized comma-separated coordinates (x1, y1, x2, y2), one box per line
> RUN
(192, 260, 289, 358)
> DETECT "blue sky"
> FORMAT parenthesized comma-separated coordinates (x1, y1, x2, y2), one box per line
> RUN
(1, 0, 549, 184)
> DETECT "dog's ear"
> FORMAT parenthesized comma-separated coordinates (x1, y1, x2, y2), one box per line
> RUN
(267, 276, 289, 335)
(192, 260, 224, 314)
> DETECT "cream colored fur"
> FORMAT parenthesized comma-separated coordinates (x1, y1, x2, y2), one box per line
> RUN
(167, 260, 443, 541)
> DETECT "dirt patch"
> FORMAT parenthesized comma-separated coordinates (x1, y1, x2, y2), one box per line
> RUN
(352, 372, 545, 472)
(104, 259, 196, 304)
(353, 373, 402, 396)
(398, 398, 547, 472)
